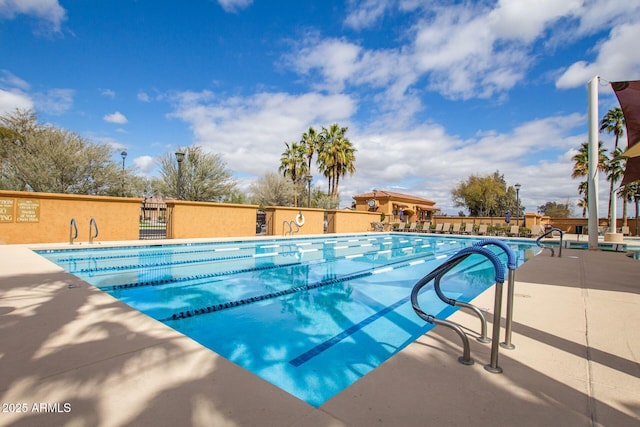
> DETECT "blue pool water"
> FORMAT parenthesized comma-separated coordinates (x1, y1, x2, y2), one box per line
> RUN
(37, 233, 538, 406)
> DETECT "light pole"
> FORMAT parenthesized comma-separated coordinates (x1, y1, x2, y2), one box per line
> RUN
(120, 150, 127, 196)
(635, 193, 639, 237)
(514, 183, 521, 226)
(175, 150, 185, 200)
(306, 175, 312, 207)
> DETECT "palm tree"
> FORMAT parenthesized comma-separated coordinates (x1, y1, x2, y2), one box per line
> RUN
(600, 107, 626, 228)
(571, 141, 608, 216)
(301, 127, 319, 174)
(279, 141, 308, 207)
(618, 180, 640, 226)
(318, 124, 356, 201)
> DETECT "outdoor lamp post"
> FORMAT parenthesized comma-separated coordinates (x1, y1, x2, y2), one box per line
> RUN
(306, 175, 312, 207)
(635, 194, 639, 237)
(175, 150, 185, 200)
(514, 183, 521, 226)
(120, 150, 127, 196)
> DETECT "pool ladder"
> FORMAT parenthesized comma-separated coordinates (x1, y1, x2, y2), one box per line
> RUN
(89, 217, 99, 244)
(68, 217, 99, 244)
(410, 239, 518, 373)
(282, 220, 300, 236)
(536, 227, 563, 257)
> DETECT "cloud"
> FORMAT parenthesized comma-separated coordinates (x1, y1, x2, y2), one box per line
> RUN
(216, 0, 253, 13)
(133, 155, 156, 173)
(32, 88, 74, 115)
(137, 91, 151, 102)
(100, 89, 116, 99)
(0, 70, 30, 90)
(0, 0, 67, 33)
(556, 21, 640, 89)
(0, 89, 34, 114)
(103, 111, 128, 124)
(344, 0, 390, 30)
(168, 90, 356, 177)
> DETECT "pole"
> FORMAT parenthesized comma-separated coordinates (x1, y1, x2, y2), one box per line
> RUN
(587, 77, 599, 250)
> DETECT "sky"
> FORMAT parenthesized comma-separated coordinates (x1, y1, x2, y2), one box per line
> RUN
(2, 0, 640, 216)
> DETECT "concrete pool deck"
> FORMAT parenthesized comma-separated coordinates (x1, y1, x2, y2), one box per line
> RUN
(1, 237, 639, 426)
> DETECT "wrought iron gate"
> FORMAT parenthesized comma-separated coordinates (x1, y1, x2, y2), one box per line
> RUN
(139, 199, 171, 239)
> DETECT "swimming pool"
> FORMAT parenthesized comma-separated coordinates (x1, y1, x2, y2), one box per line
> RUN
(37, 233, 538, 406)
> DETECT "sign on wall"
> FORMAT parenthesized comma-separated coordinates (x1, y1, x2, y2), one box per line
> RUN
(16, 199, 40, 223)
(0, 198, 15, 223)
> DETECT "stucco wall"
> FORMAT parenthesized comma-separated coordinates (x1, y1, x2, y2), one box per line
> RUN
(169, 201, 259, 239)
(0, 190, 140, 244)
(264, 207, 325, 236)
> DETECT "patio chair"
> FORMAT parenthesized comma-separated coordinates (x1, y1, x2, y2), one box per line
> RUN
(507, 225, 520, 237)
(438, 223, 451, 234)
(432, 223, 444, 233)
(395, 222, 406, 232)
(461, 223, 474, 234)
(418, 221, 431, 233)
(450, 223, 461, 234)
(530, 224, 544, 236)
(407, 222, 418, 232)
(621, 226, 630, 235)
(476, 224, 488, 235)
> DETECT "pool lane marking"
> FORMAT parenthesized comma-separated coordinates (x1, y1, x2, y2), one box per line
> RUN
(289, 296, 410, 367)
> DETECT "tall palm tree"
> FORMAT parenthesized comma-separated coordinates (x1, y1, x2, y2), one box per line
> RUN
(279, 141, 308, 207)
(318, 124, 356, 200)
(600, 107, 626, 228)
(301, 126, 318, 174)
(571, 141, 608, 216)
(618, 179, 639, 226)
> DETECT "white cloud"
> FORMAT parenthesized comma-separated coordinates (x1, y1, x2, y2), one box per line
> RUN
(344, 0, 390, 30)
(169, 90, 356, 177)
(101, 89, 116, 99)
(217, 0, 252, 13)
(0, 0, 67, 33)
(33, 88, 73, 115)
(103, 111, 128, 124)
(137, 91, 151, 102)
(0, 89, 34, 114)
(133, 155, 156, 173)
(556, 21, 640, 89)
(0, 70, 30, 90)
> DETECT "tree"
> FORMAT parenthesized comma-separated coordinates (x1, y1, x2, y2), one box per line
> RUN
(279, 141, 308, 207)
(571, 141, 608, 216)
(600, 107, 626, 228)
(538, 201, 572, 217)
(451, 171, 517, 217)
(317, 124, 356, 201)
(618, 180, 640, 226)
(155, 146, 236, 201)
(249, 172, 294, 207)
(1, 109, 127, 195)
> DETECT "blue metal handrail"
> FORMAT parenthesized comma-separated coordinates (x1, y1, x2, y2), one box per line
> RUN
(411, 246, 505, 372)
(536, 227, 563, 257)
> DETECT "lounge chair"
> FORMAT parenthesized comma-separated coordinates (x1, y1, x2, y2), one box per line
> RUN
(395, 222, 406, 232)
(507, 225, 520, 237)
(371, 222, 384, 232)
(476, 224, 488, 235)
(461, 223, 474, 234)
(419, 221, 431, 233)
(530, 224, 544, 236)
(621, 226, 630, 235)
(449, 223, 461, 234)
(433, 223, 444, 233)
(407, 222, 418, 232)
(438, 223, 451, 234)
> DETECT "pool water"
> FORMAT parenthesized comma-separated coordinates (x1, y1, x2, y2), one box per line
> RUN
(37, 233, 538, 406)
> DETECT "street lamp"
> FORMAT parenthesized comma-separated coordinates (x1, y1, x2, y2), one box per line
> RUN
(635, 193, 639, 237)
(305, 175, 312, 207)
(175, 150, 185, 200)
(514, 183, 521, 226)
(120, 150, 127, 196)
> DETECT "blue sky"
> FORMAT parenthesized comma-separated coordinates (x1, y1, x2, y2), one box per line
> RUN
(2, 0, 640, 215)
